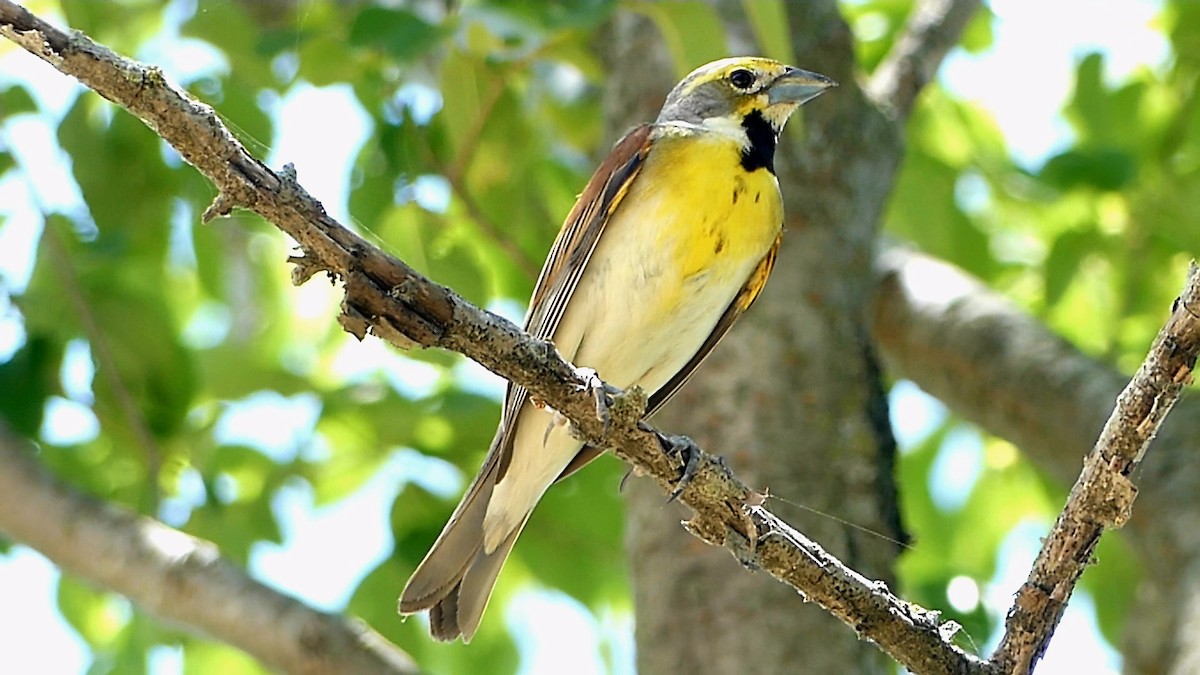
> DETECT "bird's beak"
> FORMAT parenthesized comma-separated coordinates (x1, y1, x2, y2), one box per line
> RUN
(767, 68, 837, 106)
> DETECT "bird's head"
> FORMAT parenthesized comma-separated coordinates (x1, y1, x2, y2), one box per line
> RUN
(656, 57, 836, 138)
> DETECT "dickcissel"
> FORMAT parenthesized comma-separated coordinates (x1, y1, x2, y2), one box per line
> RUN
(399, 56, 835, 641)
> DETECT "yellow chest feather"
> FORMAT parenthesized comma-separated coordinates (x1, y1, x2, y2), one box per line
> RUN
(623, 133, 782, 304)
(548, 131, 783, 393)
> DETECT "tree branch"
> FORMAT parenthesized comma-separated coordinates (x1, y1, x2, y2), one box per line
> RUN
(873, 247, 1200, 673)
(994, 264, 1200, 672)
(866, 0, 981, 118)
(0, 3, 986, 672)
(0, 423, 418, 675)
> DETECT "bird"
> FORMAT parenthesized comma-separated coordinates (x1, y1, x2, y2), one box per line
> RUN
(398, 56, 835, 642)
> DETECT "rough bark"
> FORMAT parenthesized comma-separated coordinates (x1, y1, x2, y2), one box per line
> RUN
(872, 246, 1200, 674)
(993, 263, 1200, 673)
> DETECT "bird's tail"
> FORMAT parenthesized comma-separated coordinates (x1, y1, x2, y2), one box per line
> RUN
(398, 452, 530, 642)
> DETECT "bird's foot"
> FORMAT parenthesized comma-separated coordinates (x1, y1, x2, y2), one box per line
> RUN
(660, 434, 702, 502)
(541, 369, 621, 445)
(575, 367, 618, 433)
(543, 409, 570, 446)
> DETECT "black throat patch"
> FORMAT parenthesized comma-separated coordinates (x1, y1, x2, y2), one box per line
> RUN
(740, 110, 777, 174)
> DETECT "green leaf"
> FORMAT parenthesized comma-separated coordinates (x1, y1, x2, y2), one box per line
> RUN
(90, 295, 196, 440)
(521, 456, 627, 606)
(887, 151, 998, 279)
(1080, 529, 1140, 645)
(375, 201, 493, 307)
(472, 0, 615, 31)
(296, 31, 359, 87)
(0, 335, 61, 436)
(633, 1, 729, 75)
(741, 0, 794, 64)
(186, 486, 282, 564)
(308, 419, 389, 505)
(0, 83, 37, 116)
(106, 612, 166, 675)
(1039, 148, 1137, 192)
(61, 0, 161, 53)
(843, 0, 910, 73)
(57, 102, 178, 261)
(437, 52, 495, 162)
(57, 576, 129, 650)
(349, 128, 403, 230)
(183, 640, 268, 675)
(209, 444, 287, 504)
(1043, 227, 1103, 306)
(958, 5, 996, 54)
(182, 1, 274, 90)
(349, 7, 445, 61)
(17, 213, 197, 447)
(1066, 53, 1147, 151)
(196, 343, 314, 400)
(434, 390, 502, 456)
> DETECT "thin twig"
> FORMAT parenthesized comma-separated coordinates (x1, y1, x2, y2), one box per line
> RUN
(991, 264, 1200, 674)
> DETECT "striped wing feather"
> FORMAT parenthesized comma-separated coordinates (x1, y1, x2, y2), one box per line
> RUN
(493, 125, 653, 479)
(398, 126, 653, 629)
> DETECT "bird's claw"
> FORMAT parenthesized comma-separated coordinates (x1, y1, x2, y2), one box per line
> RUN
(575, 367, 616, 432)
(543, 369, 621, 446)
(662, 434, 701, 502)
(543, 409, 569, 446)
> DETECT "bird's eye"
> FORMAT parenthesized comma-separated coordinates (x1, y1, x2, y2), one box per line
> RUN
(729, 69, 756, 90)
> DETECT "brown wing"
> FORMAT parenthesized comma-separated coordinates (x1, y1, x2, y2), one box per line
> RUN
(555, 232, 782, 481)
(493, 125, 653, 480)
(523, 125, 653, 340)
(401, 127, 656, 634)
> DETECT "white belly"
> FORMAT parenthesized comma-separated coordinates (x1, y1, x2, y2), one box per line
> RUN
(563, 236, 753, 393)
(484, 224, 759, 552)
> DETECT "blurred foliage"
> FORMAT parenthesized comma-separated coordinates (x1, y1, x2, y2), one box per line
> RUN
(882, 0, 1200, 657)
(0, 0, 1192, 672)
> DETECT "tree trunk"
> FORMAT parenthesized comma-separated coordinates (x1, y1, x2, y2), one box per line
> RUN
(603, 4, 909, 672)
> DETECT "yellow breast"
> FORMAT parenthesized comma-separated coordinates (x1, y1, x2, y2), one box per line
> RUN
(630, 132, 783, 310)
(547, 130, 783, 393)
